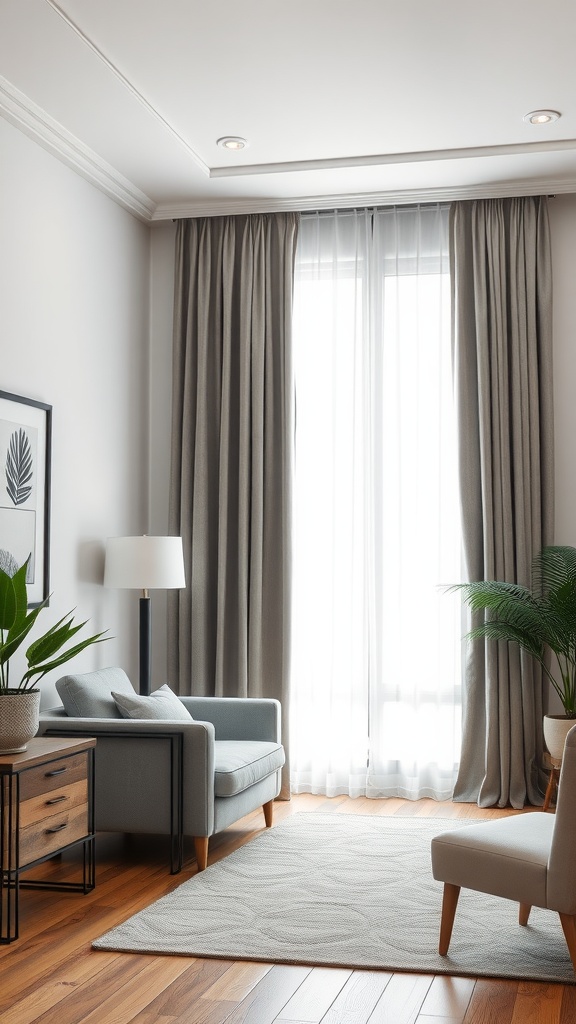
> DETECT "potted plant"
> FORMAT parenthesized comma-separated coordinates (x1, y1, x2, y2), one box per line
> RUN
(451, 545, 576, 760)
(0, 560, 108, 754)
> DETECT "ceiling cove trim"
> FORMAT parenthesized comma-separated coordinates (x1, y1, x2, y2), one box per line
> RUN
(211, 138, 576, 178)
(153, 178, 576, 221)
(45, 0, 210, 177)
(0, 75, 155, 221)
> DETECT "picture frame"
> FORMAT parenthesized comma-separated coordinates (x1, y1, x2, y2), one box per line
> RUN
(0, 391, 52, 606)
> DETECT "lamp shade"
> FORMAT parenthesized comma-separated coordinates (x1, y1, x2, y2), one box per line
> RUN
(104, 536, 185, 590)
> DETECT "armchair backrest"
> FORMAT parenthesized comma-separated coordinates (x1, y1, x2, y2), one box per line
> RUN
(547, 723, 576, 913)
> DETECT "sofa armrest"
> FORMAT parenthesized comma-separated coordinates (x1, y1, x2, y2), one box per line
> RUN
(37, 714, 217, 840)
(179, 696, 281, 743)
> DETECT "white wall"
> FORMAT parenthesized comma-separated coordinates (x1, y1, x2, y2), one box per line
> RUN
(1, 118, 151, 707)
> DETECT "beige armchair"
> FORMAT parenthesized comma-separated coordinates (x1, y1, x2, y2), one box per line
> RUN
(431, 725, 576, 971)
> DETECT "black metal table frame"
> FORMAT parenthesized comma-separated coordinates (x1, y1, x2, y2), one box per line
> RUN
(0, 746, 96, 944)
(44, 729, 184, 874)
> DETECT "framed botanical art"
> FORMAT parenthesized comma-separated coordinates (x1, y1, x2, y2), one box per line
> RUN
(0, 391, 52, 606)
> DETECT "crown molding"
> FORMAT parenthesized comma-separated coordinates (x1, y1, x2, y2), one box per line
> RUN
(152, 177, 576, 221)
(210, 138, 576, 179)
(0, 75, 156, 221)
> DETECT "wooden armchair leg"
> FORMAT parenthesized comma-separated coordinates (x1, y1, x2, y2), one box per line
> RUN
(519, 904, 532, 926)
(559, 913, 576, 972)
(439, 883, 461, 956)
(263, 799, 274, 828)
(194, 836, 209, 872)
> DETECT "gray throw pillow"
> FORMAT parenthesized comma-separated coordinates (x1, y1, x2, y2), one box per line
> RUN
(56, 667, 135, 718)
(111, 684, 193, 721)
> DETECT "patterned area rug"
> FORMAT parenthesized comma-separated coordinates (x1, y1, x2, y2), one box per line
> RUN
(93, 812, 575, 983)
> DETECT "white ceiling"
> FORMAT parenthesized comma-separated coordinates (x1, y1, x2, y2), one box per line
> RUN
(2, 0, 576, 222)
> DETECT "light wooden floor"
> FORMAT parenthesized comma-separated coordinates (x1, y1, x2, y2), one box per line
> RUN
(2, 794, 574, 1024)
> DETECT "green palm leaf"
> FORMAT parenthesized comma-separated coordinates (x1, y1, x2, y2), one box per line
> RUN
(448, 546, 576, 717)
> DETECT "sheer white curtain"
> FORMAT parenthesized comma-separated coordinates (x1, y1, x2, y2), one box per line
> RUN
(290, 205, 461, 800)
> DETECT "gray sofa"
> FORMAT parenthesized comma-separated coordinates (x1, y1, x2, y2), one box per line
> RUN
(37, 667, 285, 873)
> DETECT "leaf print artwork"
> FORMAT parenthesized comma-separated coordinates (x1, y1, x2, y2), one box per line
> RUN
(6, 427, 33, 506)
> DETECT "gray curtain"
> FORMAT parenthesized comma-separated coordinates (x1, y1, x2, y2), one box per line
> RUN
(451, 196, 554, 808)
(168, 213, 300, 796)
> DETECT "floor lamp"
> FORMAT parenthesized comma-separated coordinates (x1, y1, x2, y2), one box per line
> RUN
(104, 535, 186, 695)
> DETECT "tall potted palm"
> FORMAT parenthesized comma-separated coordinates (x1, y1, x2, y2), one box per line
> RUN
(0, 560, 108, 753)
(451, 545, 576, 759)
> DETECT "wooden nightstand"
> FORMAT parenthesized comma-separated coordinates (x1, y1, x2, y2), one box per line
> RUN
(0, 736, 96, 942)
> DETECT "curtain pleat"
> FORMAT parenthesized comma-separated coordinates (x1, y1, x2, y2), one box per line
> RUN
(451, 196, 554, 808)
(168, 213, 300, 796)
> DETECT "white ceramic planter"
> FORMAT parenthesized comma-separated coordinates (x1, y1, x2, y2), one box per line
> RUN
(543, 714, 576, 761)
(0, 689, 41, 754)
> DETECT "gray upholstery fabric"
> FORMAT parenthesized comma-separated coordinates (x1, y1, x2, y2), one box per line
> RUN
(179, 696, 281, 741)
(548, 727, 576, 914)
(432, 725, 576, 915)
(214, 740, 285, 797)
(432, 813, 552, 908)
(450, 196, 554, 808)
(113, 684, 194, 721)
(167, 214, 299, 799)
(56, 667, 135, 718)
(37, 675, 284, 843)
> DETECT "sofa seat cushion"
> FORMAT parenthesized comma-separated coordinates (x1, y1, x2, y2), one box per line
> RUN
(214, 741, 285, 797)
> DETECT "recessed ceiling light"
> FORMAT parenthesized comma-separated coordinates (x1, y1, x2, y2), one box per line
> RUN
(217, 136, 248, 150)
(523, 109, 561, 125)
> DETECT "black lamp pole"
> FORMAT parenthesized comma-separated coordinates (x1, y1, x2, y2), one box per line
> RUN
(139, 591, 151, 696)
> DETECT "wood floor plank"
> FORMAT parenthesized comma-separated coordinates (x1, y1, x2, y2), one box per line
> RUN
(66, 956, 192, 1024)
(462, 979, 518, 1024)
(510, 982, 564, 1024)
(419, 975, 475, 1019)
(219, 965, 312, 1024)
(126, 958, 236, 1019)
(273, 966, 352, 1021)
(367, 972, 434, 1024)
(320, 971, 393, 1023)
(415, 1017, 462, 1024)
(0, 950, 123, 1024)
(201, 962, 274, 1003)
(559, 984, 576, 1022)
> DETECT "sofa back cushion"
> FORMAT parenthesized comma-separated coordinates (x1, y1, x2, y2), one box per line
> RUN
(56, 667, 135, 718)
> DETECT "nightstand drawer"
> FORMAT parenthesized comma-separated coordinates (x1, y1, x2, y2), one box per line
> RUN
(1, 736, 96, 943)
(19, 752, 88, 800)
(19, 779, 88, 829)
(19, 802, 89, 867)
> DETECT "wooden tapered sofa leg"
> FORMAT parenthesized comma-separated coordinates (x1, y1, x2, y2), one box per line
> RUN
(194, 836, 209, 871)
(263, 799, 274, 828)
(559, 914, 576, 972)
(519, 903, 532, 926)
(439, 883, 461, 955)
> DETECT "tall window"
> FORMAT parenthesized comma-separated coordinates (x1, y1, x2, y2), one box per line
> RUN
(290, 206, 461, 800)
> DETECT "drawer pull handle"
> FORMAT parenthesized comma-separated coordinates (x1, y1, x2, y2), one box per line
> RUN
(46, 795, 67, 805)
(46, 823, 68, 834)
(45, 767, 67, 777)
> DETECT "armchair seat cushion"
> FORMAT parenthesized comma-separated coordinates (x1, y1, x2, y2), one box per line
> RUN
(214, 740, 285, 797)
(431, 813, 554, 909)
